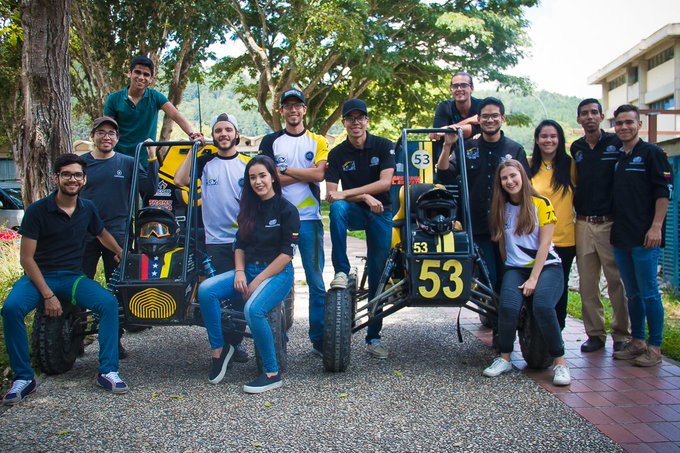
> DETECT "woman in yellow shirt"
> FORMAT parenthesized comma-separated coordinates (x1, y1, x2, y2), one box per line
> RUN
(528, 120, 577, 330)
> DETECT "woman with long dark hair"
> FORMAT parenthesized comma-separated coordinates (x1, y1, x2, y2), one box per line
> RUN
(198, 155, 300, 393)
(528, 120, 576, 330)
(483, 159, 570, 386)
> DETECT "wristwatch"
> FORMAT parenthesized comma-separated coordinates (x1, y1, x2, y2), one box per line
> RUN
(280, 164, 288, 174)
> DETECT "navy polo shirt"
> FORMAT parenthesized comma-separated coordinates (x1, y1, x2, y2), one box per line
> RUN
(432, 96, 482, 136)
(326, 132, 396, 210)
(19, 192, 104, 273)
(570, 130, 622, 216)
(611, 139, 673, 249)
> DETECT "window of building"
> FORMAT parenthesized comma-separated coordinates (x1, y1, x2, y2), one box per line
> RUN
(628, 66, 639, 85)
(648, 47, 674, 70)
(608, 74, 626, 91)
(649, 95, 675, 110)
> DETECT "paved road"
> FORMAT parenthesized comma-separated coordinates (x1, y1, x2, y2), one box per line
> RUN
(0, 238, 622, 452)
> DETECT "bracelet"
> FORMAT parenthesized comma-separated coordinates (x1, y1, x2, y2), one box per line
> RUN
(44, 294, 55, 301)
(235, 269, 245, 273)
(148, 157, 158, 162)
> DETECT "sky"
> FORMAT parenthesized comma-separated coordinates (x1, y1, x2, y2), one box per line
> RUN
(209, 0, 680, 99)
(499, 0, 680, 98)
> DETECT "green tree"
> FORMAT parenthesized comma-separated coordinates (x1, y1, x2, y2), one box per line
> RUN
(213, 0, 538, 135)
(0, 0, 22, 149)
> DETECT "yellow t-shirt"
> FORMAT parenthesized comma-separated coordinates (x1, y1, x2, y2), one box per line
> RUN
(528, 157, 577, 247)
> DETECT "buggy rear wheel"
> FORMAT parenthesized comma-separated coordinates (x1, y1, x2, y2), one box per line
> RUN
(518, 301, 552, 369)
(31, 303, 85, 375)
(255, 303, 287, 373)
(284, 289, 294, 330)
(322, 287, 353, 372)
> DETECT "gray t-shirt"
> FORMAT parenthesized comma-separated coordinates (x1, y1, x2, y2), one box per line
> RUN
(81, 152, 158, 236)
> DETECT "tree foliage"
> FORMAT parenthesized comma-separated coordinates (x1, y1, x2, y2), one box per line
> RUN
(0, 0, 22, 148)
(212, 0, 538, 134)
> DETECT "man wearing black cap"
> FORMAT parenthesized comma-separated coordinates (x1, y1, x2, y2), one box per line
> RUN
(175, 113, 252, 376)
(259, 88, 329, 357)
(325, 98, 395, 359)
(81, 116, 159, 284)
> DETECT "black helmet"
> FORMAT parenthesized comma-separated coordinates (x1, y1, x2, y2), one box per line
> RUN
(136, 207, 179, 257)
(416, 186, 457, 236)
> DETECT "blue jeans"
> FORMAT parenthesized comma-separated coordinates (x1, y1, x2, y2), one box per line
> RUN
(476, 236, 504, 293)
(497, 265, 565, 358)
(298, 220, 326, 344)
(329, 201, 392, 342)
(613, 246, 664, 347)
(198, 262, 293, 373)
(1, 272, 120, 380)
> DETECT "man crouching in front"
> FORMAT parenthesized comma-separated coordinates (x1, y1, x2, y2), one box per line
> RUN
(2, 153, 127, 406)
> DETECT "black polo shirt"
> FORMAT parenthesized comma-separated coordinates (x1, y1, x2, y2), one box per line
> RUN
(611, 139, 673, 249)
(326, 132, 396, 211)
(235, 194, 300, 263)
(437, 132, 529, 237)
(433, 97, 482, 136)
(570, 130, 622, 216)
(19, 192, 104, 273)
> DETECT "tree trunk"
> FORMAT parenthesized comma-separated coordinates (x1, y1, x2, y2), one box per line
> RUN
(159, 38, 197, 141)
(15, 0, 73, 205)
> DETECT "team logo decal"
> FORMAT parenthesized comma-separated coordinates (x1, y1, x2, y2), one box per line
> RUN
(574, 151, 583, 163)
(605, 145, 618, 153)
(305, 151, 314, 161)
(370, 156, 379, 166)
(632, 156, 643, 164)
(276, 155, 286, 165)
(343, 161, 356, 171)
(207, 177, 218, 186)
(238, 177, 244, 187)
(115, 169, 124, 178)
(466, 147, 479, 160)
(266, 218, 280, 228)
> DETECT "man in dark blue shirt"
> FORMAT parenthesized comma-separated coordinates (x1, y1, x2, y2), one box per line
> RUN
(2, 154, 128, 406)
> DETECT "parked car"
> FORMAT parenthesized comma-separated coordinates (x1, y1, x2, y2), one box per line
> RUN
(0, 186, 24, 230)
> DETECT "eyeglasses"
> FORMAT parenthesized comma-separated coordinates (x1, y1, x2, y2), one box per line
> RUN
(450, 83, 471, 90)
(139, 222, 171, 239)
(343, 115, 368, 124)
(480, 113, 502, 121)
(95, 131, 118, 138)
(59, 172, 85, 181)
(282, 102, 305, 111)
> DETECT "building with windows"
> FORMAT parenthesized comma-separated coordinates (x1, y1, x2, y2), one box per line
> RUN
(589, 23, 679, 147)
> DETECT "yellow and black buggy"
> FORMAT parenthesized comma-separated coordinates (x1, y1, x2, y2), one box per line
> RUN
(31, 141, 291, 375)
(322, 128, 552, 372)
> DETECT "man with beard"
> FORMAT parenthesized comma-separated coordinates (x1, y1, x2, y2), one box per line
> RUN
(175, 113, 251, 376)
(81, 116, 159, 284)
(259, 88, 328, 357)
(437, 97, 529, 292)
(2, 154, 127, 406)
(570, 98, 630, 353)
(104, 55, 202, 167)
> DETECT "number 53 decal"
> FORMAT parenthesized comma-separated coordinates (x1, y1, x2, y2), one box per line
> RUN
(418, 259, 463, 299)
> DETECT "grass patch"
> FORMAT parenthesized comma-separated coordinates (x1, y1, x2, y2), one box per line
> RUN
(567, 290, 680, 362)
(320, 201, 366, 240)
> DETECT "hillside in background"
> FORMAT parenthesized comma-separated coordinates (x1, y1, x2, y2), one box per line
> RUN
(72, 83, 585, 150)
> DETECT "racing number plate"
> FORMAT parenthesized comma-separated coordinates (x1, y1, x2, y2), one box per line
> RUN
(412, 257, 472, 302)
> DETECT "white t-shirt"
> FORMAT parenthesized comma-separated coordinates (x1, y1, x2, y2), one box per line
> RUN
(504, 196, 561, 268)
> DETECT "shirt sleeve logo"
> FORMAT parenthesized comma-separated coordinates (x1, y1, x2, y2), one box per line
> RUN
(342, 161, 356, 172)
(275, 155, 287, 166)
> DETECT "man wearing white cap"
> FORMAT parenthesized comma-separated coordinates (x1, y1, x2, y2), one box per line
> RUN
(175, 113, 251, 377)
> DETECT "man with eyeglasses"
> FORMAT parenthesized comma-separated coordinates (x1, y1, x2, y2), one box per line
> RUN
(81, 116, 158, 285)
(259, 88, 328, 357)
(325, 98, 395, 359)
(430, 72, 482, 143)
(437, 97, 528, 293)
(175, 113, 252, 374)
(104, 55, 202, 167)
(2, 153, 128, 406)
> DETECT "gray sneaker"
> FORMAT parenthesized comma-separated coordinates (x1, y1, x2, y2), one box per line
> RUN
(366, 339, 388, 359)
(613, 342, 647, 360)
(330, 272, 348, 289)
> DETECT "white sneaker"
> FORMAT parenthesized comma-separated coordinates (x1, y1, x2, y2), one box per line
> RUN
(330, 272, 348, 289)
(553, 364, 571, 386)
(366, 339, 389, 359)
(482, 357, 513, 377)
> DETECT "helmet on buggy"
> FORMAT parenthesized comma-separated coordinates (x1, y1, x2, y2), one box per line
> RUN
(415, 185, 457, 236)
(136, 207, 180, 257)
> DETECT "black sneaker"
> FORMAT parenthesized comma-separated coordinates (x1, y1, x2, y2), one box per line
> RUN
(233, 343, 249, 363)
(209, 345, 234, 385)
(243, 373, 282, 394)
